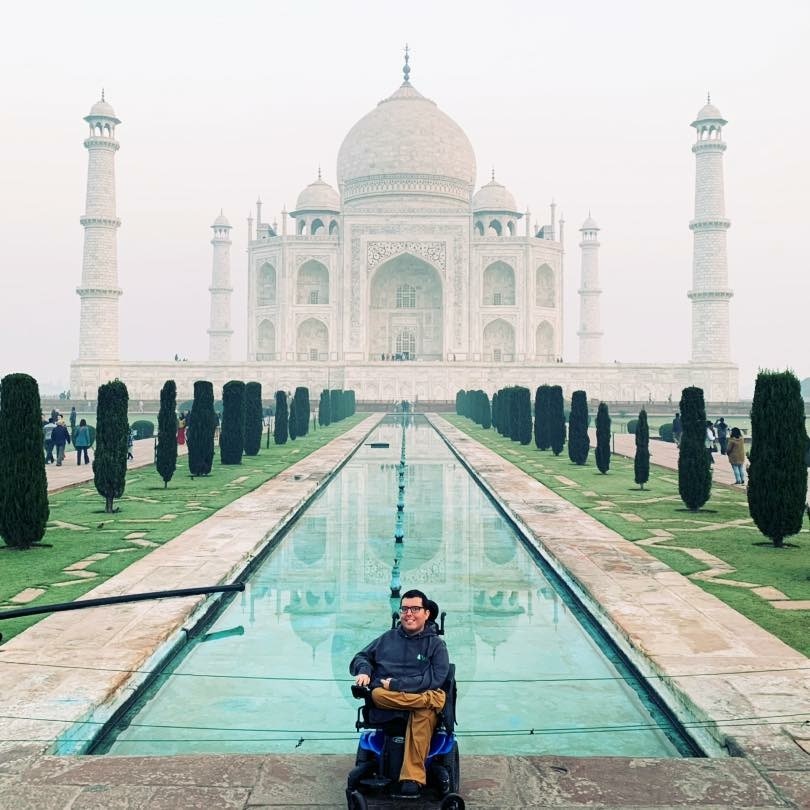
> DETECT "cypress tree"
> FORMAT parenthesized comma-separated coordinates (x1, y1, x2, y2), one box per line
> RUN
(347, 390, 356, 416)
(456, 389, 465, 416)
(0, 373, 49, 548)
(491, 391, 500, 433)
(634, 409, 650, 489)
(289, 398, 298, 440)
(748, 370, 808, 547)
(293, 387, 310, 437)
(318, 389, 331, 426)
(274, 390, 289, 444)
(533, 386, 545, 450)
(678, 386, 712, 511)
(595, 401, 611, 474)
(219, 381, 245, 464)
(93, 379, 129, 513)
(155, 379, 178, 488)
(568, 390, 590, 465)
(514, 386, 532, 445)
(549, 385, 566, 456)
(188, 380, 216, 477)
(330, 389, 341, 422)
(481, 391, 492, 429)
(244, 382, 263, 456)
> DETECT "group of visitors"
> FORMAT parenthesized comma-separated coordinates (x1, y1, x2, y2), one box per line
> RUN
(671, 413, 747, 485)
(42, 407, 92, 466)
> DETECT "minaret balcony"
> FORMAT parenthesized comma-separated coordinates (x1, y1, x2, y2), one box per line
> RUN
(689, 218, 731, 231)
(80, 216, 121, 228)
(687, 288, 733, 301)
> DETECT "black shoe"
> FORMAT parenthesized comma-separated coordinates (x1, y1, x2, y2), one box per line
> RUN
(399, 780, 420, 797)
(351, 684, 372, 700)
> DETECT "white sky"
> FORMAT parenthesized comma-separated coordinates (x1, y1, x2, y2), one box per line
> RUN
(1, 0, 808, 396)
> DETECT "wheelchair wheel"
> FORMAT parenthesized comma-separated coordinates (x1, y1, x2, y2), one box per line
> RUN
(440, 794, 465, 810)
(347, 789, 368, 810)
(447, 740, 460, 793)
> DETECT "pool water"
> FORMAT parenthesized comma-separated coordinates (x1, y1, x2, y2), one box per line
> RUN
(94, 416, 695, 757)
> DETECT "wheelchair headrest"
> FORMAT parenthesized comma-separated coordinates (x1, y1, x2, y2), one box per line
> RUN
(426, 599, 439, 623)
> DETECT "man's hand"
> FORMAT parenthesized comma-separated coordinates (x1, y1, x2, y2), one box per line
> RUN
(355, 674, 370, 687)
(380, 678, 392, 690)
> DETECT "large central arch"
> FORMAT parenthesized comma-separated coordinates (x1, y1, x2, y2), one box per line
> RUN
(368, 253, 443, 360)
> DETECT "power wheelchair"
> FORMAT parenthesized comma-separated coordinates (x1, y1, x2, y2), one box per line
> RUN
(346, 605, 464, 810)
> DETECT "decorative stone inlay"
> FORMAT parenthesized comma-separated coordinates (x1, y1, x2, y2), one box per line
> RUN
(10, 588, 45, 604)
(367, 241, 446, 272)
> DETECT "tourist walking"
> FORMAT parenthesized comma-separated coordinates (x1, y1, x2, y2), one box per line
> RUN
(726, 427, 746, 485)
(705, 421, 717, 465)
(714, 417, 728, 455)
(69, 406, 77, 435)
(127, 427, 135, 461)
(177, 413, 187, 445)
(74, 419, 91, 465)
(672, 412, 683, 447)
(51, 419, 71, 466)
(43, 417, 57, 463)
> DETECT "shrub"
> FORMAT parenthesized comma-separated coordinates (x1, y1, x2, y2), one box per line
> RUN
(658, 423, 674, 443)
(93, 380, 129, 513)
(534, 385, 550, 450)
(318, 389, 331, 426)
(293, 387, 310, 437)
(627, 419, 639, 435)
(130, 419, 154, 439)
(595, 401, 611, 474)
(634, 409, 650, 489)
(155, 380, 178, 488)
(274, 390, 288, 444)
(244, 382, 263, 456)
(188, 381, 216, 477)
(678, 386, 711, 511)
(549, 385, 566, 456)
(0, 373, 49, 548)
(220, 381, 245, 464)
(748, 370, 808, 547)
(568, 390, 590, 465)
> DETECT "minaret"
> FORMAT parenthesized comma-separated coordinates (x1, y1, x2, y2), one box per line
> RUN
(207, 211, 233, 361)
(77, 92, 122, 361)
(577, 214, 603, 364)
(689, 96, 732, 362)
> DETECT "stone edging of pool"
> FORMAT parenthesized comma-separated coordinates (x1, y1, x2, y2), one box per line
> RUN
(0, 414, 385, 757)
(426, 417, 810, 769)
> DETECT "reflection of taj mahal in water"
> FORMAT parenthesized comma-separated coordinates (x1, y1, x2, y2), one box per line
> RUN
(70, 52, 738, 402)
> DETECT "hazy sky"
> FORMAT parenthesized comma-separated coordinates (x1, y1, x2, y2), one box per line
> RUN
(2, 1, 808, 396)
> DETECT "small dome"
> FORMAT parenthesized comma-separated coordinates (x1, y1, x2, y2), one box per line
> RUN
(292, 177, 340, 213)
(86, 97, 119, 122)
(692, 99, 727, 128)
(473, 178, 518, 213)
(581, 215, 599, 231)
(212, 210, 231, 228)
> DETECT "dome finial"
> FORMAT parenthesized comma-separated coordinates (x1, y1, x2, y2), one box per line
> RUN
(707, 91, 711, 104)
(101, 88, 105, 102)
(317, 165, 322, 181)
(491, 167, 495, 182)
(403, 43, 411, 83)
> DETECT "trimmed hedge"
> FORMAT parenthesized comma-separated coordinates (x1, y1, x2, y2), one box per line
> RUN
(130, 419, 154, 439)
(93, 380, 129, 513)
(678, 386, 711, 511)
(188, 381, 216, 477)
(155, 380, 178, 488)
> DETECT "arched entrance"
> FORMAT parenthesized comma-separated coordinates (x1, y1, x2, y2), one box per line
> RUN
(297, 318, 328, 361)
(483, 318, 515, 362)
(368, 253, 443, 360)
(536, 321, 555, 360)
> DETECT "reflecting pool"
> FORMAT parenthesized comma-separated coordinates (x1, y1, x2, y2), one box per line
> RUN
(95, 416, 694, 757)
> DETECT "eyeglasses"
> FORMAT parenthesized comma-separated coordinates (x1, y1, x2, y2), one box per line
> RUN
(400, 606, 424, 615)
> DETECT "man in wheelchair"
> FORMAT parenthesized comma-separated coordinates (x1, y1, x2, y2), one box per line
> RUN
(350, 589, 449, 798)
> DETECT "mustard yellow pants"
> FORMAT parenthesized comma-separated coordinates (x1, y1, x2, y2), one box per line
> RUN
(371, 687, 446, 785)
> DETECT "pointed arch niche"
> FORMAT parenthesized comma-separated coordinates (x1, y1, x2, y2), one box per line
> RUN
(296, 318, 328, 361)
(296, 259, 329, 305)
(482, 261, 515, 306)
(258, 263, 277, 306)
(536, 264, 555, 308)
(368, 253, 443, 360)
(535, 321, 555, 361)
(483, 318, 515, 362)
(257, 319, 276, 360)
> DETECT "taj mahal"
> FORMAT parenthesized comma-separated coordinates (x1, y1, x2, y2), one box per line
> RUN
(70, 52, 738, 403)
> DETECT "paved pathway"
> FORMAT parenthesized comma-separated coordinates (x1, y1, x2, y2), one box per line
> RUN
(46, 438, 188, 494)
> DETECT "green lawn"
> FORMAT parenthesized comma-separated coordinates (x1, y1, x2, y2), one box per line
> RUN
(445, 414, 810, 658)
(0, 415, 368, 643)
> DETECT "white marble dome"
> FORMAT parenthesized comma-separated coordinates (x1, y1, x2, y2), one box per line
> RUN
(87, 98, 119, 121)
(337, 81, 476, 204)
(293, 176, 340, 212)
(581, 215, 599, 230)
(212, 211, 231, 228)
(473, 178, 518, 213)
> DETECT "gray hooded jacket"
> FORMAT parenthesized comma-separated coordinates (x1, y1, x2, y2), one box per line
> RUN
(349, 622, 449, 693)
